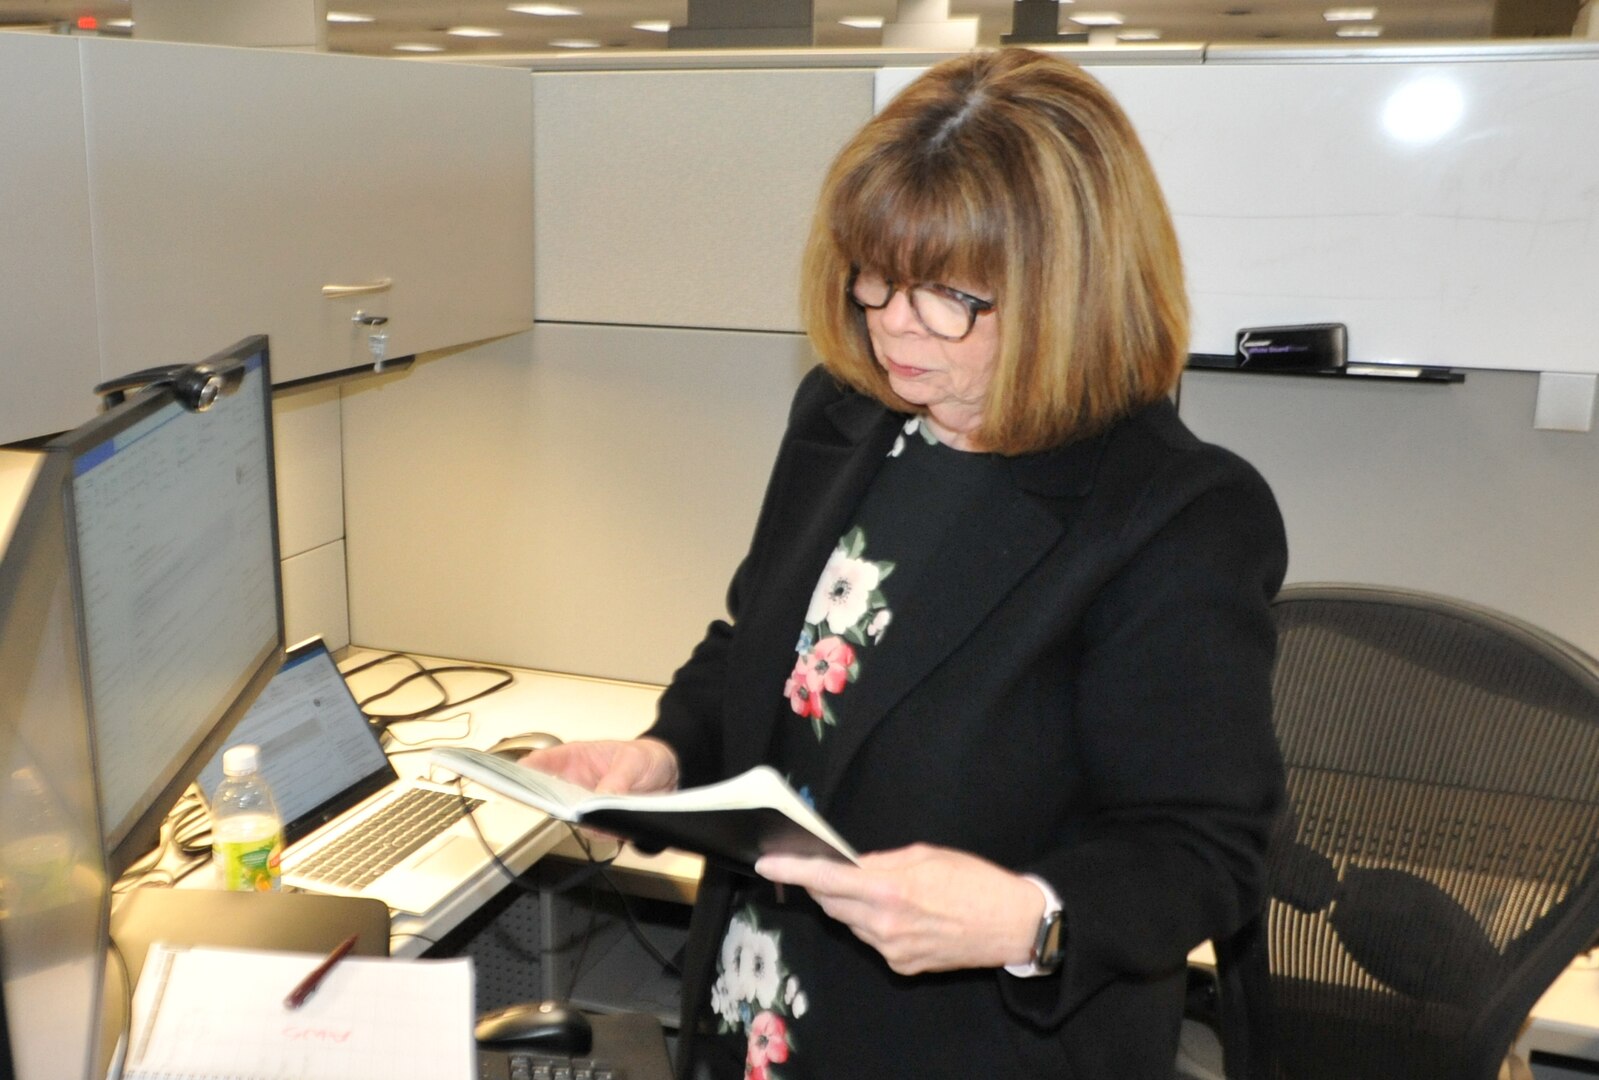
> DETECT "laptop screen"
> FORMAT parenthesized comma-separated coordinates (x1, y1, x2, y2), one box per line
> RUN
(195, 640, 396, 845)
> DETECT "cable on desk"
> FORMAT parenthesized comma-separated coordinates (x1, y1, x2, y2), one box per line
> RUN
(446, 778, 681, 981)
(389, 929, 440, 950)
(114, 788, 212, 893)
(379, 710, 476, 753)
(344, 653, 514, 729)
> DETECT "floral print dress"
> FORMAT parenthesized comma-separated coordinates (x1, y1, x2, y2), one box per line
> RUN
(701, 417, 1006, 1080)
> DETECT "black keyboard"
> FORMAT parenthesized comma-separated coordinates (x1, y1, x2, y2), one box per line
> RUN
(291, 787, 483, 889)
(478, 1050, 626, 1080)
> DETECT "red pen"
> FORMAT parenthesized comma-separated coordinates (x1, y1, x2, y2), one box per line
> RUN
(283, 933, 359, 1010)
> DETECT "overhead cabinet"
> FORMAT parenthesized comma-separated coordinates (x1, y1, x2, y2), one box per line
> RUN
(81, 39, 534, 386)
(0, 36, 533, 445)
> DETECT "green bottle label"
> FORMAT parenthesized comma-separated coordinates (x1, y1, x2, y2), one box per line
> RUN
(215, 832, 283, 892)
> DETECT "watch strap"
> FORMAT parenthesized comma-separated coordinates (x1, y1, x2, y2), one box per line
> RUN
(1004, 874, 1065, 978)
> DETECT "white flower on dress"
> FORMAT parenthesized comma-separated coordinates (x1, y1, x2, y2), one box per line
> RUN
(791, 991, 809, 1018)
(720, 916, 758, 1003)
(805, 547, 882, 635)
(745, 927, 783, 1009)
(710, 975, 740, 1026)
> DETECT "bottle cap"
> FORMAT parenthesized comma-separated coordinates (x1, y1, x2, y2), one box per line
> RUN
(222, 744, 261, 777)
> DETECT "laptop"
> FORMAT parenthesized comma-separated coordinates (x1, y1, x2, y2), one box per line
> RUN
(196, 637, 550, 915)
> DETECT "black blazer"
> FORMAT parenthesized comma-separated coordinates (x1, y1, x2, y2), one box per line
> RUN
(649, 366, 1288, 1077)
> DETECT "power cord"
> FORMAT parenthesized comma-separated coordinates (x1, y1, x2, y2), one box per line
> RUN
(379, 710, 476, 753)
(113, 788, 212, 893)
(447, 779, 683, 984)
(342, 654, 514, 730)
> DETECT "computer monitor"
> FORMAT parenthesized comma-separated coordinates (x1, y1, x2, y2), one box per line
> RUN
(0, 334, 286, 1080)
(62, 335, 286, 880)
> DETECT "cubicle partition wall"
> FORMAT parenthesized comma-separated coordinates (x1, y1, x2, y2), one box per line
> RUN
(341, 46, 1599, 688)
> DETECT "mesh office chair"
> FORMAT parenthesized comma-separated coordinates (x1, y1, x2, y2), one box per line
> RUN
(1212, 584, 1599, 1080)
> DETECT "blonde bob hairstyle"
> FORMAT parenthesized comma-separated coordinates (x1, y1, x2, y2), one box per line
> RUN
(801, 48, 1189, 456)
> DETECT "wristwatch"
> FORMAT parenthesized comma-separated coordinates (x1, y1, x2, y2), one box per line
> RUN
(1031, 900, 1067, 974)
(1006, 874, 1066, 977)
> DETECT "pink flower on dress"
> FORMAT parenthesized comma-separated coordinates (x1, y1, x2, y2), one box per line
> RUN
(783, 663, 825, 720)
(782, 636, 856, 720)
(807, 636, 856, 692)
(746, 1011, 790, 1072)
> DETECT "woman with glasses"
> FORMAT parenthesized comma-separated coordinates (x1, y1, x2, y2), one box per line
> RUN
(524, 48, 1287, 1079)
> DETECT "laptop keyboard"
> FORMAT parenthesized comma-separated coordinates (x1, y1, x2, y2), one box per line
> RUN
(291, 787, 484, 889)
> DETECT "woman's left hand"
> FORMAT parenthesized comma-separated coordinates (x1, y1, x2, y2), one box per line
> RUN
(755, 843, 1045, 975)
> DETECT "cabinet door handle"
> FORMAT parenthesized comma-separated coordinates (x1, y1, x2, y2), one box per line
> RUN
(321, 278, 392, 298)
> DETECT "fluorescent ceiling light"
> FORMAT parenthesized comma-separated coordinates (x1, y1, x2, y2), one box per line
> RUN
(839, 16, 885, 28)
(447, 25, 503, 37)
(1070, 11, 1126, 26)
(550, 38, 601, 47)
(326, 11, 375, 23)
(509, 3, 580, 14)
(1116, 27, 1161, 40)
(1323, 7, 1377, 20)
(1335, 24, 1383, 35)
(632, 19, 671, 32)
(393, 42, 445, 51)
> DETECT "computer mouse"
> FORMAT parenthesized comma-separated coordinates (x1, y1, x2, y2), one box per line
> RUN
(474, 1000, 593, 1053)
(486, 731, 563, 761)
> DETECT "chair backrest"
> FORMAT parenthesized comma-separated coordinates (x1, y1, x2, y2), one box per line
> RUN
(1216, 584, 1599, 1080)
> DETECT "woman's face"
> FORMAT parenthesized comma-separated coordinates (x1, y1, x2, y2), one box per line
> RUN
(864, 277, 999, 451)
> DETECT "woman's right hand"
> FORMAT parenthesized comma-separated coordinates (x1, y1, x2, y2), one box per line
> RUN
(516, 737, 680, 796)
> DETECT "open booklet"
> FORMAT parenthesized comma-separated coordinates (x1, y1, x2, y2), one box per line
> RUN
(428, 747, 858, 873)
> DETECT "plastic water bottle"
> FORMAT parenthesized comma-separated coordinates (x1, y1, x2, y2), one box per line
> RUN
(211, 744, 283, 892)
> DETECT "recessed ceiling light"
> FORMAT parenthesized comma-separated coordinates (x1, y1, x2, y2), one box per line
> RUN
(393, 42, 445, 51)
(1070, 11, 1126, 26)
(549, 38, 601, 48)
(447, 25, 503, 37)
(1324, 7, 1377, 20)
(632, 20, 671, 32)
(509, 3, 580, 15)
(1116, 27, 1161, 40)
(326, 11, 375, 23)
(839, 16, 885, 29)
(1335, 24, 1383, 35)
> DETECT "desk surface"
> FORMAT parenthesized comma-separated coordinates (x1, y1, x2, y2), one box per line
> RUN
(333, 649, 696, 957)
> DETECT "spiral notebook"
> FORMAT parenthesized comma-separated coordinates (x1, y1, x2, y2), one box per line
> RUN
(122, 943, 474, 1080)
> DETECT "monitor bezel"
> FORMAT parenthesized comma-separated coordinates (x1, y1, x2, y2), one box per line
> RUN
(51, 335, 287, 882)
(0, 449, 111, 1080)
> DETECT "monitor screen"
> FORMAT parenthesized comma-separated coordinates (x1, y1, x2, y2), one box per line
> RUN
(61, 335, 285, 879)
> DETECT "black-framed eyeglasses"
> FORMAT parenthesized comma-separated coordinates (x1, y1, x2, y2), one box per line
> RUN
(847, 267, 997, 342)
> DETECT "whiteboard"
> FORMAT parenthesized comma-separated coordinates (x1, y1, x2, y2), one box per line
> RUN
(879, 54, 1599, 374)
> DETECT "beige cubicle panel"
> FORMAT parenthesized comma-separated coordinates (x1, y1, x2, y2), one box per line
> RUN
(339, 325, 813, 684)
(272, 386, 351, 651)
(1177, 369, 1599, 659)
(532, 68, 874, 333)
(0, 36, 102, 446)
